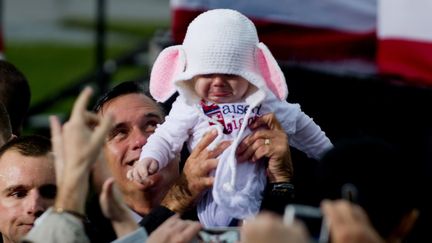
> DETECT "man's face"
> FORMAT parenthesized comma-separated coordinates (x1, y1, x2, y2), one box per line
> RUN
(100, 93, 179, 214)
(0, 150, 55, 243)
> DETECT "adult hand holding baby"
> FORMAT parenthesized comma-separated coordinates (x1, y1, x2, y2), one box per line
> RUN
(237, 112, 293, 183)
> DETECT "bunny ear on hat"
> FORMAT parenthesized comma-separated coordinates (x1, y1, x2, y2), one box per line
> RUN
(149, 45, 186, 102)
(256, 42, 288, 100)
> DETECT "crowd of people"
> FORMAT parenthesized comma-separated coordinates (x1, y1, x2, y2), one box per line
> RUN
(0, 8, 429, 243)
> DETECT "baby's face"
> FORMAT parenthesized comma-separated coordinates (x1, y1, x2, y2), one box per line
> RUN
(193, 74, 250, 103)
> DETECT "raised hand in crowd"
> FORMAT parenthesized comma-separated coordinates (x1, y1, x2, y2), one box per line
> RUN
(100, 178, 140, 239)
(52, 86, 113, 216)
(100, 179, 203, 243)
(321, 200, 385, 243)
(22, 87, 113, 243)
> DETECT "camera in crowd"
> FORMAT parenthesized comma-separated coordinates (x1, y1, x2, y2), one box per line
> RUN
(284, 204, 329, 243)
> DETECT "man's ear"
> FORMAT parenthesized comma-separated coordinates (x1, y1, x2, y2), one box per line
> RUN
(387, 208, 419, 243)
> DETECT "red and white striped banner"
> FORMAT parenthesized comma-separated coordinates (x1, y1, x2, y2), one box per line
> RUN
(170, 0, 377, 75)
(377, 0, 432, 85)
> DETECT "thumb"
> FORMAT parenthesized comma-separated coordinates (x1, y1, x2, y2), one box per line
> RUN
(251, 113, 282, 130)
(99, 177, 115, 218)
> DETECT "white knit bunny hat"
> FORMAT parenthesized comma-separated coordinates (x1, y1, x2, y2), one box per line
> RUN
(149, 8, 288, 105)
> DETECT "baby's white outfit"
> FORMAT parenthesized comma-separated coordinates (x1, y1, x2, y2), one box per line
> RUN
(139, 9, 333, 227)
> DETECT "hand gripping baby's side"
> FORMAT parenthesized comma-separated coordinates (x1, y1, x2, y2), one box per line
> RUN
(126, 157, 159, 184)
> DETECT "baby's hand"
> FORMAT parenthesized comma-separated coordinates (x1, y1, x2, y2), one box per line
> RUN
(126, 158, 159, 183)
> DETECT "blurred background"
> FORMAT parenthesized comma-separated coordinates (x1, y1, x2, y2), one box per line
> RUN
(2, 0, 170, 133)
(2, 0, 431, 140)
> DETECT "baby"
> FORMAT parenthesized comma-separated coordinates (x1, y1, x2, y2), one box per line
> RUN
(127, 9, 333, 226)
